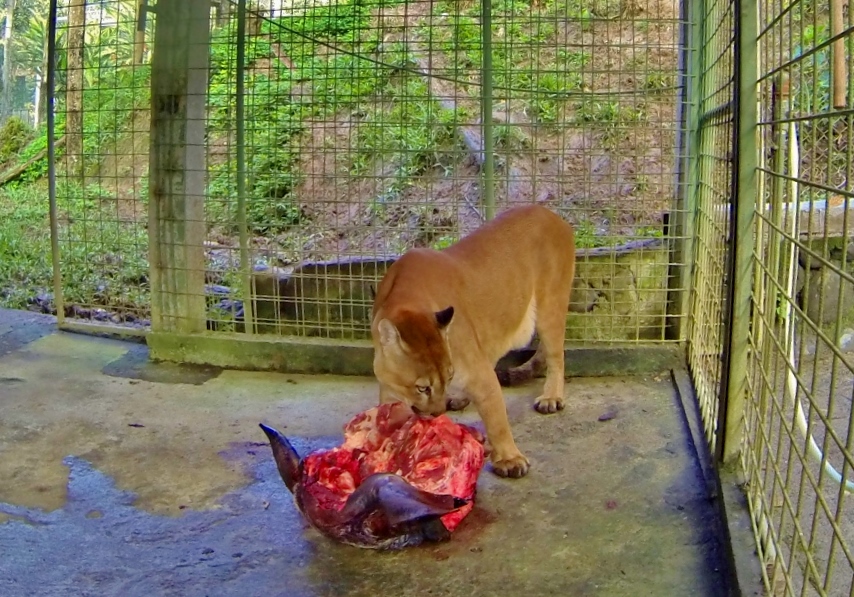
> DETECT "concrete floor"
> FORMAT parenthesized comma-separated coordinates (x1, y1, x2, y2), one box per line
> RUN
(0, 309, 732, 596)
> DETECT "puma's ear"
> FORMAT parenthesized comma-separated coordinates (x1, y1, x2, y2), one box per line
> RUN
(377, 318, 401, 347)
(435, 306, 454, 329)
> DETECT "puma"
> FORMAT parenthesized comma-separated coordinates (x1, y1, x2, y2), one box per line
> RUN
(370, 205, 576, 478)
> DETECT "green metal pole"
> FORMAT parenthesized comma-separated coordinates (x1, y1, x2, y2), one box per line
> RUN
(47, 0, 64, 324)
(669, 0, 703, 341)
(236, 0, 255, 334)
(481, 0, 495, 220)
(717, 0, 758, 464)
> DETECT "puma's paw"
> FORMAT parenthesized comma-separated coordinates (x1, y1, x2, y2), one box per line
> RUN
(446, 395, 471, 412)
(534, 395, 565, 414)
(490, 452, 530, 478)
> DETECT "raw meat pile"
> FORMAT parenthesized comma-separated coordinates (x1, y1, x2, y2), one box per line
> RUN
(301, 401, 486, 531)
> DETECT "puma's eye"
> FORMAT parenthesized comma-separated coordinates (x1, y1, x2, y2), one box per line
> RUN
(416, 385, 431, 396)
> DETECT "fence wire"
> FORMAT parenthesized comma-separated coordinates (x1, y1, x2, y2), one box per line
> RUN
(687, 0, 735, 455)
(741, 0, 854, 594)
(687, 0, 854, 592)
(50, 0, 152, 332)
(48, 0, 687, 344)
(203, 0, 687, 343)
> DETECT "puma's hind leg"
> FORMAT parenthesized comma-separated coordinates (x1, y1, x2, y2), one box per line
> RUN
(495, 341, 547, 387)
(532, 299, 570, 415)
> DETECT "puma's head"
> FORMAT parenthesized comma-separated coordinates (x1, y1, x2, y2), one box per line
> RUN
(373, 306, 455, 416)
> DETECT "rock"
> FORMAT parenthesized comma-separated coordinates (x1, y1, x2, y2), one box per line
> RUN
(28, 293, 54, 314)
(569, 280, 598, 313)
(566, 245, 668, 341)
(796, 265, 806, 293)
(205, 284, 232, 296)
(798, 250, 823, 269)
(805, 267, 854, 325)
(250, 257, 394, 338)
(839, 328, 854, 353)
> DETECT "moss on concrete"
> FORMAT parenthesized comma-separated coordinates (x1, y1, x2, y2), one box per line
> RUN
(567, 246, 670, 341)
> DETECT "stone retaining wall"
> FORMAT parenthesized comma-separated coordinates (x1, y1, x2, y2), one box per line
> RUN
(797, 237, 854, 326)
(243, 238, 672, 342)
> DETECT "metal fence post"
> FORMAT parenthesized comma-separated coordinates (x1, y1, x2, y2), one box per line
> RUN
(47, 0, 63, 325)
(148, 0, 211, 333)
(236, 0, 255, 335)
(717, 0, 757, 464)
(480, 0, 495, 220)
(668, 0, 703, 341)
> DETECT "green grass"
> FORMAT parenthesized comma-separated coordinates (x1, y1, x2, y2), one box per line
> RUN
(426, 0, 589, 123)
(0, 182, 149, 313)
(0, 54, 151, 313)
(352, 76, 459, 177)
(642, 71, 676, 92)
(574, 220, 610, 248)
(57, 181, 149, 312)
(575, 99, 646, 124)
(205, 1, 409, 234)
(0, 185, 53, 308)
(3, 65, 151, 190)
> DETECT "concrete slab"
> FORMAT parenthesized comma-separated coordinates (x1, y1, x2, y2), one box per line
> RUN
(0, 310, 731, 596)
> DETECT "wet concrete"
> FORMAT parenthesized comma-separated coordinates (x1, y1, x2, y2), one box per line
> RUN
(0, 309, 732, 596)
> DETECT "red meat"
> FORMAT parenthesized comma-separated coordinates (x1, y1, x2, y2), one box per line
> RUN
(300, 402, 486, 531)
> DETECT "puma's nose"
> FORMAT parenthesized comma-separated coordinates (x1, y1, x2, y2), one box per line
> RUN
(411, 405, 439, 418)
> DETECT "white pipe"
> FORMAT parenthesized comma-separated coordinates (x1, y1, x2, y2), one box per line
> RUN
(783, 116, 854, 493)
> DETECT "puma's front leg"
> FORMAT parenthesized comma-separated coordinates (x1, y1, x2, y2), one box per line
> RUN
(467, 369, 530, 478)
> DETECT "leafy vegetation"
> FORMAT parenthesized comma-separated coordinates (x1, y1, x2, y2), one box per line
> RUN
(0, 184, 52, 308)
(0, 0, 668, 315)
(427, 0, 589, 123)
(205, 0, 467, 234)
(0, 181, 148, 312)
(0, 116, 33, 165)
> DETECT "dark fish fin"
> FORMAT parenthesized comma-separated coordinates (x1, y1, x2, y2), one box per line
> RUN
(259, 423, 301, 493)
(340, 473, 467, 527)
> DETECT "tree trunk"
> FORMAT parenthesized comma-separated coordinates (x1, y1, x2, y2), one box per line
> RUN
(33, 24, 48, 128)
(133, 0, 146, 65)
(1, 0, 16, 120)
(65, 0, 85, 180)
(216, 0, 229, 27)
(33, 72, 41, 127)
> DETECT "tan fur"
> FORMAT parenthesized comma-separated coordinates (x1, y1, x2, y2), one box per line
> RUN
(370, 205, 576, 478)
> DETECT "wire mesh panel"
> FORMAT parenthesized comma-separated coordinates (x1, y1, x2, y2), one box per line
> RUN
(197, 0, 688, 343)
(742, 0, 854, 593)
(47, 0, 688, 345)
(686, 0, 735, 452)
(49, 0, 152, 332)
